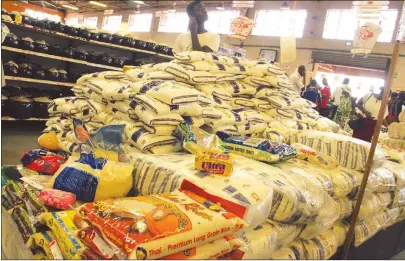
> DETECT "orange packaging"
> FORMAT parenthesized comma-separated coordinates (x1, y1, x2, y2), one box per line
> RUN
(77, 190, 246, 259)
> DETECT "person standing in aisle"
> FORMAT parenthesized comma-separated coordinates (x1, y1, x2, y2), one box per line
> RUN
(172, 0, 220, 53)
(333, 86, 354, 133)
(331, 78, 350, 119)
(319, 78, 332, 117)
(303, 80, 321, 105)
(289, 65, 306, 95)
(387, 91, 405, 124)
(353, 86, 388, 142)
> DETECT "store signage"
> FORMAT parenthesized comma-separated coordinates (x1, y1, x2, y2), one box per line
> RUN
(229, 16, 255, 40)
(104, 9, 114, 15)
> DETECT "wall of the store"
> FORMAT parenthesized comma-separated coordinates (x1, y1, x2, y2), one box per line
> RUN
(66, 1, 405, 90)
(3, 1, 65, 21)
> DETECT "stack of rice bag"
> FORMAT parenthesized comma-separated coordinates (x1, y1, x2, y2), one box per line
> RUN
(124, 152, 344, 259)
(380, 111, 405, 149)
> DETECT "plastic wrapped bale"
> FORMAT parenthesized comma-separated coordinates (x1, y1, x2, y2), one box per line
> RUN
(263, 120, 291, 144)
(266, 219, 303, 249)
(219, 223, 278, 260)
(333, 220, 349, 247)
(354, 215, 381, 247)
(291, 143, 338, 170)
(270, 240, 306, 260)
(301, 230, 338, 260)
(76, 190, 246, 259)
(290, 130, 386, 171)
(274, 158, 334, 196)
(376, 207, 402, 229)
(357, 193, 391, 220)
(48, 151, 133, 202)
(126, 153, 274, 228)
(389, 188, 405, 208)
(335, 197, 353, 220)
(376, 160, 405, 189)
(371, 167, 397, 193)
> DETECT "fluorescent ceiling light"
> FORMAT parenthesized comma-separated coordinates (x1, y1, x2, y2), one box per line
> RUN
(133, 1, 145, 4)
(89, 1, 107, 8)
(62, 4, 79, 10)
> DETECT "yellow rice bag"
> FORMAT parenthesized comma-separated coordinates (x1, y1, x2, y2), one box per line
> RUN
(27, 231, 64, 260)
(291, 143, 338, 170)
(302, 230, 337, 260)
(354, 215, 380, 247)
(39, 211, 86, 260)
(336, 197, 353, 220)
(271, 240, 306, 260)
(333, 220, 349, 247)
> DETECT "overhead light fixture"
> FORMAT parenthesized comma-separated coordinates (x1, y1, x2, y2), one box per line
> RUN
(232, 1, 255, 8)
(280, 1, 289, 10)
(133, 1, 145, 4)
(89, 1, 107, 8)
(62, 4, 79, 11)
(217, 2, 225, 10)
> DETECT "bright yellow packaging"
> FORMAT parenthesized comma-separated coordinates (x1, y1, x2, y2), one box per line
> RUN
(33, 250, 47, 260)
(27, 231, 64, 260)
(39, 211, 86, 260)
(291, 143, 338, 170)
(195, 148, 234, 176)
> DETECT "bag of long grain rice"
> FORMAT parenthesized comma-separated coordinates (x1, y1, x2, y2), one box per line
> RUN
(290, 131, 385, 171)
(266, 219, 303, 248)
(219, 81, 256, 96)
(291, 143, 338, 170)
(134, 106, 183, 126)
(162, 235, 241, 260)
(196, 84, 232, 101)
(230, 97, 255, 109)
(357, 193, 390, 220)
(389, 188, 405, 208)
(242, 76, 272, 88)
(354, 215, 381, 247)
(132, 95, 171, 115)
(376, 207, 401, 229)
(220, 223, 278, 260)
(76, 190, 246, 259)
(333, 220, 349, 247)
(263, 120, 290, 144)
(301, 230, 338, 260)
(270, 240, 306, 260)
(127, 153, 274, 227)
(336, 197, 353, 220)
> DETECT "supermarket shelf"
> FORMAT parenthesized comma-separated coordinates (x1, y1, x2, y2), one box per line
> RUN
(2, 46, 123, 71)
(2, 117, 47, 121)
(4, 76, 75, 87)
(2, 20, 173, 59)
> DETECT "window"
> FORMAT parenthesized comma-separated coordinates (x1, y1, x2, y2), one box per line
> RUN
(102, 15, 122, 33)
(83, 16, 98, 29)
(252, 10, 307, 37)
(25, 9, 61, 22)
(158, 12, 189, 33)
(128, 13, 153, 32)
(65, 17, 79, 26)
(323, 9, 398, 42)
(205, 10, 240, 34)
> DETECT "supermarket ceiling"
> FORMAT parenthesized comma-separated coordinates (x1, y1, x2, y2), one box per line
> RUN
(29, 1, 237, 13)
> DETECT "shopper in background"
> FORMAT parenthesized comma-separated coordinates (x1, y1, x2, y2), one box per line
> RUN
(331, 78, 350, 119)
(333, 86, 354, 133)
(289, 65, 306, 95)
(303, 80, 321, 105)
(353, 86, 388, 142)
(319, 78, 331, 117)
(387, 91, 405, 124)
(173, 0, 220, 53)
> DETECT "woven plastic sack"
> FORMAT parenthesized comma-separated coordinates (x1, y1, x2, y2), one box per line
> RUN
(263, 120, 290, 144)
(357, 193, 389, 220)
(76, 190, 246, 259)
(291, 143, 338, 170)
(302, 230, 338, 260)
